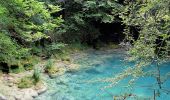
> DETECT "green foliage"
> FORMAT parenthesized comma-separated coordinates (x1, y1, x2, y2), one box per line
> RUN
(63, 43, 88, 53)
(0, 32, 29, 64)
(72, 0, 123, 22)
(45, 43, 65, 56)
(24, 63, 34, 71)
(100, 0, 170, 92)
(0, 0, 63, 70)
(55, 0, 123, 44)
(0, 0, 63, 42)
(22, 56, 40, 71)
(18, 68, 41, 88)
(121, 0, 170, 65)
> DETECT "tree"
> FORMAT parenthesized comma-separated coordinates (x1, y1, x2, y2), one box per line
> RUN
(0, 0, 63, 68)
(99, 0, 170, 98)
(53, 0, 124, 44)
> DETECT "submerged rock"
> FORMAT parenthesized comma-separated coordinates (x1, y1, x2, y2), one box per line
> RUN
(85, 68, 101, 74)
(67, 64, 79, 72)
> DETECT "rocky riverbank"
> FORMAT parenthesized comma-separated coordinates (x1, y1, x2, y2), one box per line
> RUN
(0, 70, 47, 100)
(0, 47, 125, 100)
(0, 59, 80, 100)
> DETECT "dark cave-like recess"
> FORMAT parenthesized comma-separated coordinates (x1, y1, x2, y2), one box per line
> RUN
(94, 22, 126, 44)
(0, 62, 9, 73)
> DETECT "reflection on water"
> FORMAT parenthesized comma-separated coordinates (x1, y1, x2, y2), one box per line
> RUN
(35, 52, 170, 100)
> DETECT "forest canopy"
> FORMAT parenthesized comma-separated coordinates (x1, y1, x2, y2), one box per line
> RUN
(0, 0, 63, 66)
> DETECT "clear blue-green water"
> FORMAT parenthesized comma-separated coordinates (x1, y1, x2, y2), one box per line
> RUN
(36, 52, 170, 100)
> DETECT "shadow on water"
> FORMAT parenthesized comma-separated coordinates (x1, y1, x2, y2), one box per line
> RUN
(85, 69, 102, 75)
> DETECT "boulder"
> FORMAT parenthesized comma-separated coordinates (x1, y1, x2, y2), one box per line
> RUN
(27, 89, 38, 98)
(8, 83, 14, 87)
(37, 85, 47, 95)
(14, 94, 23, 100)
(0, 93, 7, 100)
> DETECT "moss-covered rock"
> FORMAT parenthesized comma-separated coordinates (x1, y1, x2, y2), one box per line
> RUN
(17, 76, 34, 89)
(49, 67, 66, 78)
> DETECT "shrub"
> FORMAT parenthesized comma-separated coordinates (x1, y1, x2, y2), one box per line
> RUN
(18, 68, 41, 88)
(0, 32, 29, 71)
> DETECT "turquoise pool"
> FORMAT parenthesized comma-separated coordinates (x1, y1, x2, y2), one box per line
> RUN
(36, 51, 170, 100)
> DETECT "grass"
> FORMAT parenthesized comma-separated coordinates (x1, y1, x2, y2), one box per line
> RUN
(98, 42, 120, 50)
(47, 67, 59, 74)
(23, 63, 34, 71)
(63, 43, 88, 53)
(18, 68, 41, 88)
(44, 59, 54, 71)
(32, 68, 41, 84)
(44, 59, 60, 75)
(51, 43, 88, 61)
(18, 76, 34, 88)
(10, 65, 25, 74)
(9, 56, 40, 73)
(22, 56, 40, 70)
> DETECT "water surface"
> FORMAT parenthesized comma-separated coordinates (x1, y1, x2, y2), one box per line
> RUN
(36, 51, 170, 100)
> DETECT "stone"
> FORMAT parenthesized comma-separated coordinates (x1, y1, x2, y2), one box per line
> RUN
(0, 93, 7, 100)
(14, 94, 23, 100)
(28, 89, 38, 98)
(37, 85, 47, 95)
(8, 83, 14, 87)
(22, 94, 33, 100)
